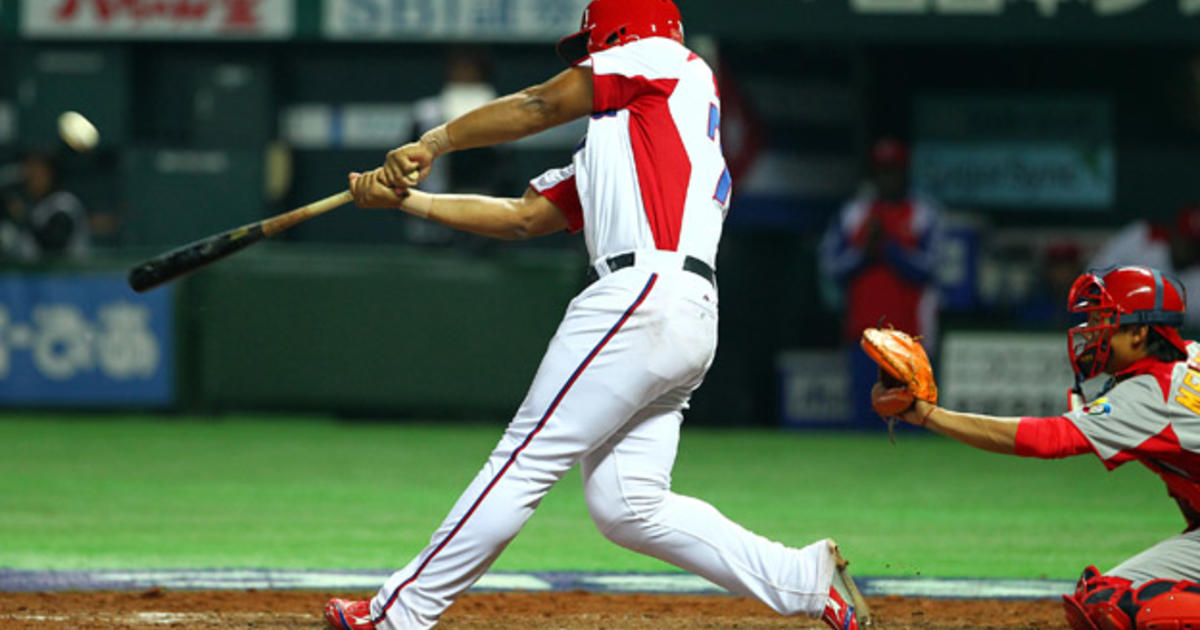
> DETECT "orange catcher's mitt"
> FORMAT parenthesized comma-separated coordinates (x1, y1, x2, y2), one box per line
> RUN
(860, 327, 938, 417)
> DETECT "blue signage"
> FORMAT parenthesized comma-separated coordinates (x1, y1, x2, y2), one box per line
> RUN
(938, 223, 981, 313)
(0, 273, 173, 406)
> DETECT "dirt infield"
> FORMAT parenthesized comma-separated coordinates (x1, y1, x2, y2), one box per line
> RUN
(0, 589, 1067, 629)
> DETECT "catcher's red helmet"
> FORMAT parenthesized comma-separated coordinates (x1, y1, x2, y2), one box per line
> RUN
(557, 0, 684, 66)
(1066, 266, 1188, 379)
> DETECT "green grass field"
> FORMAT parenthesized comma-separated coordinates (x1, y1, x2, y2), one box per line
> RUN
(0, 415, 1182, 579)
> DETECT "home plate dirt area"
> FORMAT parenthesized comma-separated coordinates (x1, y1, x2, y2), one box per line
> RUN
(0, 590, 1067, 630)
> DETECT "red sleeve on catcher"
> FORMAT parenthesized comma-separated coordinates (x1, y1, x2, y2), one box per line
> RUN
(1014, 416, 1094, 459)
(529, 168, 583, 234)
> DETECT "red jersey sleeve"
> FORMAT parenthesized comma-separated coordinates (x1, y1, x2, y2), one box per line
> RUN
(529, 165, 583, 234)
(584, 44, 680, 112)
(1014, 416, 1094, 459)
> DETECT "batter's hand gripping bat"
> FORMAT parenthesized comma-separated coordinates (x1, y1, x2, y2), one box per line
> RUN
(127, 190, 353, 293)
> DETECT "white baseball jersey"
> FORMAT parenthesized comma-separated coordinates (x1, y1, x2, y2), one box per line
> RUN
(367, 37, 843, 630)
(531, 38, 731, 268)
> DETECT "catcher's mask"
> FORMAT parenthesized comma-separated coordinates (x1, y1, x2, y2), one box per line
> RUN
(557, 0, 685, 66)
(1066, 266, 1187, 380)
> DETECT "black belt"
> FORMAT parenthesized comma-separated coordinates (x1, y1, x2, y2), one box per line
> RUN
(585, 252, 715, 287)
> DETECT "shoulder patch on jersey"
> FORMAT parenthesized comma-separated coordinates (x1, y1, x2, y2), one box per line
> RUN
(1083, 398, 1112, 416)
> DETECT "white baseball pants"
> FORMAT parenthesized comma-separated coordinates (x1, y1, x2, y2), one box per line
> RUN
(369, 257, 836, 630)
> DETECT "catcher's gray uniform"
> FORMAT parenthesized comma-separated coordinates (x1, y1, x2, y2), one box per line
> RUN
(1022, 349, 1200, 586)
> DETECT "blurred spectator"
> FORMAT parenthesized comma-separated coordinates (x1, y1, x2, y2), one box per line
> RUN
(407, 48, 502, 246)
(0, 152, 90, 263)
(1017, 241, 1083, 327)
(819, 137, 942, 424)
(1088, 205, 1200, 329)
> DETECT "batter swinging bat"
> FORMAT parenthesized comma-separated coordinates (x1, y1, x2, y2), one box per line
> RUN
(128, 166, 422, 292)
(127, 189, 353, 293)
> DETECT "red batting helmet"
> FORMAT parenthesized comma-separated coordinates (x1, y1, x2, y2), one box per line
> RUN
(557, 0, 685, 66)
(1066, 266, 1188, 379)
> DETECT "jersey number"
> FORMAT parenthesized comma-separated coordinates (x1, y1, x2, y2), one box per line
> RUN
(707, 103, 731, 206)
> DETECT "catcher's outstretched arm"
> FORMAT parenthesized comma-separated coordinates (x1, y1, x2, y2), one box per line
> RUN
(900, 401, 1020, 455)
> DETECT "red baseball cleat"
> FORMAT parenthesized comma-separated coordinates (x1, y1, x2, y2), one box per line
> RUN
(823, 582, 860, 630)
(821, 540, 871, 630)
(324, 598, 376, 630)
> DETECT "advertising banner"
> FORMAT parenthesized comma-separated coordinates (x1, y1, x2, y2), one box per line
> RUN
(915, 143, 1115, 208)
(281, 103, 413, 149)
(777, 350, 851, 426)
(849, 0, 1197, 18)
(323, 0, 588, 41)
(21, 0, 295, 39)
(940, 331, 1075, 417)
(0, 274, 173, 406)
(912, 96, 1114, 209)
(684, 0, 1200, 43)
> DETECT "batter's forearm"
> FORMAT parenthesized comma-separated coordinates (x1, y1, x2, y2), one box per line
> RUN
(908, 404, 1020, 454)
(399, 190, 535, 241)
(438, 90, 572, 154)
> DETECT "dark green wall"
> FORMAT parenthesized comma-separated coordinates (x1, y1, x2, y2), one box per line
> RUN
(5, 5, 1200, 424)
(182, 247, 586, 418)
(67, 244, 800, 426)
(168, 240, 819, 426)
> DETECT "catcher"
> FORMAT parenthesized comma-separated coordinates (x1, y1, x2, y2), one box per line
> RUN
(865, 265, 1200, 630)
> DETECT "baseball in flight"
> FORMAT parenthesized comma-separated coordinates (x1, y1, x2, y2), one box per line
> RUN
(57, 110, 100, 153)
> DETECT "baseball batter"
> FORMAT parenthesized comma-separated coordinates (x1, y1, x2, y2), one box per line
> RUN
(873, 266, 1200, 630)
(323, 2, 866, 630)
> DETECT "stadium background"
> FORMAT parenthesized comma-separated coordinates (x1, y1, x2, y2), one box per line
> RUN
(2, 0, 1200, 620)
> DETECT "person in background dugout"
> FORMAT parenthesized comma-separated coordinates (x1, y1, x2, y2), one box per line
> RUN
(405, 48, 505, 248)
(0, 152, 89, 263)
(875, 266, 1200, 630)
(1017, 242, 1084, 328)
(1089, 204, 1200, 330)
(819, 137, 941, 424)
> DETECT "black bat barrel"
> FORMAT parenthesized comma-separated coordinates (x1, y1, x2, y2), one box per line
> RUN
(127, 223, 266, 293)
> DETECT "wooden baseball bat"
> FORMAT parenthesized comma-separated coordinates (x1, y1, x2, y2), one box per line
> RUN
(127, 190, 354, 293)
